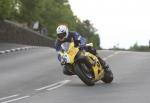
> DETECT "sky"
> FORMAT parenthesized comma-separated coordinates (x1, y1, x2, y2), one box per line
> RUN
(68, 0, 150, 49)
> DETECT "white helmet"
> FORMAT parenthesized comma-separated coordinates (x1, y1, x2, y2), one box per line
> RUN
(56, 25, 69, 41)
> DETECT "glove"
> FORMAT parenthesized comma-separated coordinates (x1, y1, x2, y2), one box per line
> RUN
(79, 44, 86, 50)
(58, 53, 69, 65)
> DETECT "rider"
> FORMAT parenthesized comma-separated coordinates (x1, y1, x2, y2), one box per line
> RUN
(55, 25, 109, 75)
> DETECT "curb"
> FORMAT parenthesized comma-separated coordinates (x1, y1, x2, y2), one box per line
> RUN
(0, 47, 35, 55)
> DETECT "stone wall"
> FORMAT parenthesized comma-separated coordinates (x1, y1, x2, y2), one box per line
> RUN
(0, 20, 55, 47)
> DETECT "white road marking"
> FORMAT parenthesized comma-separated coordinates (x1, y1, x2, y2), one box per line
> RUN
(10, 49, 16, 52)
(47, 80, 70, 91)
(16, 48, 21, 51)
(36, 80, 70, 91)
(103, 51, 120, 60)
(0, 46, 35, 55)
(0, 51, 5, 54)
(1, 96, 30, 103)
(5, 50, 11, 53)
(0, 94, 19, 101)
(23, 47, 30, 49)
(47, 82, 68, 91)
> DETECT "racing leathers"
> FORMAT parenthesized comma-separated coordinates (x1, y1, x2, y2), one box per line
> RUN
(55, 31, 109, 75)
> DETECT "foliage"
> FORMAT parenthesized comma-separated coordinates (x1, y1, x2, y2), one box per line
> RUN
(18, 0, 45, 26)
(129, 42, 150, 52)
(39, 0, 76, 38)
(75, 20, 100, 48)
(0, 0, 13, 20)
(0, 0, 100, 48)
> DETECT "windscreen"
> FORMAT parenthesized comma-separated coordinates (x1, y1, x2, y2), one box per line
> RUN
(61, 42, 70, 52)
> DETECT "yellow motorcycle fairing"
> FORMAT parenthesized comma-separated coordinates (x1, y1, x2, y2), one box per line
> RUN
(60, 42, 79, 64)
(85, 52, 104, 80)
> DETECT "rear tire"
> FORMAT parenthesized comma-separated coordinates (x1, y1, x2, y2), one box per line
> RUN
(101, 70, 113, 83)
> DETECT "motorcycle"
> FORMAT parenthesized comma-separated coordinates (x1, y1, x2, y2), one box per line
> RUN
(59, 42, 113, 86)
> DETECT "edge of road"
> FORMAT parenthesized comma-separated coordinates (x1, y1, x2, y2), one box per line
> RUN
(0, 46, 36, 55)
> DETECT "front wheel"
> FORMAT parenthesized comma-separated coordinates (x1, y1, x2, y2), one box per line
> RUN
(74, 63, 95, 86)
(101, 70, 113, 83)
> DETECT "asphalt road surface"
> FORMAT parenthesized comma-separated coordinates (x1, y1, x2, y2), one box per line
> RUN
(0, 44, 150, 103)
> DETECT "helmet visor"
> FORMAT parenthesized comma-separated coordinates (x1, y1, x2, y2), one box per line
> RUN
(57, 32, 66, 40)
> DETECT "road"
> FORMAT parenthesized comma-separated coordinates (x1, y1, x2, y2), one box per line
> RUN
(0, 44, 150, 103)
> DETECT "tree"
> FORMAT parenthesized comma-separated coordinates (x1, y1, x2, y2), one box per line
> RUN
(0, 0, 13, 20)
(18, 0, 44, 26)
(75, 20, 100, 49)
(39, 0, 76, 37)
(129, 42, 150, 52)
(149, 40, 150, 48)
(129, 42, 138, 51)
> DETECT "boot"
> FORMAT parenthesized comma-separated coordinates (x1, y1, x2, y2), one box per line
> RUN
(63, 64, 75, 76)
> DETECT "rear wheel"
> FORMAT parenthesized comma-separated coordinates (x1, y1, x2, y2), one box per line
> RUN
(101, 70, 113, 83)
(75, 63, 95, 86)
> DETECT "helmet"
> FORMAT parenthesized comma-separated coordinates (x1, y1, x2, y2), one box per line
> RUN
(56, 25, 69, 41)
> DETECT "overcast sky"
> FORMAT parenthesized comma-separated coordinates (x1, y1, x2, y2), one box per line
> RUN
(68, 0, 150, 49)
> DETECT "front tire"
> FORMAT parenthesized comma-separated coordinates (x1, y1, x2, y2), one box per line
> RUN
(75, 63, 95, 86)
